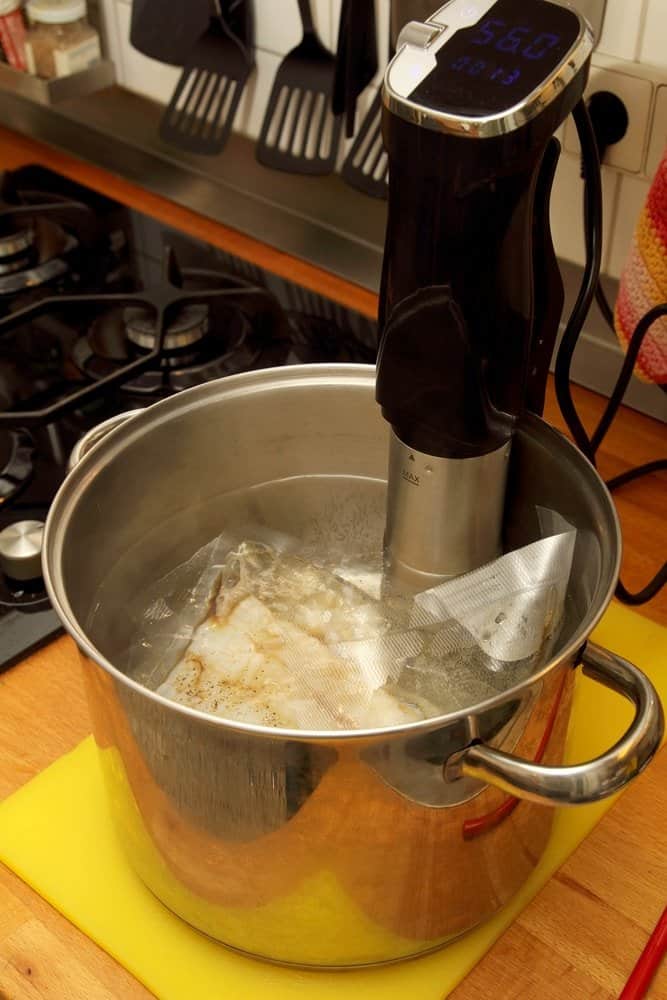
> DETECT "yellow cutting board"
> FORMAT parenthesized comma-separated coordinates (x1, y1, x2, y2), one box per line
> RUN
(0, 603, 665, 1000)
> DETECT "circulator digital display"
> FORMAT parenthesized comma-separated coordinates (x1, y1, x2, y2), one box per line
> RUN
(410, 0, 582, 117)
(450, 19, 564, 87)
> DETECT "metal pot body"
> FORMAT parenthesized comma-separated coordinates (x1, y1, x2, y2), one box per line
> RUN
(43, 365, 663, 967)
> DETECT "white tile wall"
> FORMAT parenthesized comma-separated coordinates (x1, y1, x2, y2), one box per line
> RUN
(94, 0, 123, 66)
(596, 0, 645, 62)
(639, 0, 667, 68)
(100, 0, 667, 275)
(606, 174, 651, 277)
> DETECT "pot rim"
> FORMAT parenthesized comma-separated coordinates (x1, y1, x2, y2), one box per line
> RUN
(43, 363, 622, 743)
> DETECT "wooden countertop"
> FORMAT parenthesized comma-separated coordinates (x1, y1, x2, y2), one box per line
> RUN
(1, 127, 666, 999)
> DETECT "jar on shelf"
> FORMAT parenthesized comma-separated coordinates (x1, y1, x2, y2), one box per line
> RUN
(0, 0, 28, 71)
(24, 0, 100, 79)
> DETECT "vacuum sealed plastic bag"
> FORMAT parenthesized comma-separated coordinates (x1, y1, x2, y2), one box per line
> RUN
(157, 541, 436, 730)
(124, 516, 576, 731)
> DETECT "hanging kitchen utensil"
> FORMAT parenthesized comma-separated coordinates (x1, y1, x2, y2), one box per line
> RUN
(341, 1, 438, 198)
(130, 0, 210, 66)
(159, 0, 254, 157)
(341, 6, 395, 200)
(341, 88, 388, 199)
(332, 0, 378, 138)
(256, 0, 343, 175)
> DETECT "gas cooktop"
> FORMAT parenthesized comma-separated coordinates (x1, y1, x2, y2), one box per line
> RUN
(0, 166, 377, 669)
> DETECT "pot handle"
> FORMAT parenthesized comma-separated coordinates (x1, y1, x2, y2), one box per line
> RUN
(445, 643, 664, 806)
(68, 409, 144, 472)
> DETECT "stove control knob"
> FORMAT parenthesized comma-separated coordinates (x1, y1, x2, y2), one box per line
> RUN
(0, 520, 45, 582)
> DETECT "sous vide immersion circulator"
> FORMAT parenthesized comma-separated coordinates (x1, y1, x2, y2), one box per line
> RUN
(377, 0, 594, 589)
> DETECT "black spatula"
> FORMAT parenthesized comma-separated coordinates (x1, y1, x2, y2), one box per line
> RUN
(256, 0, 343, 176)
(341, 87, 388, 199)
(340, 3, 397, 200)
(343, 1, 432, 199)
(130, 0, 209, 65)
(159, 0, 254, 157)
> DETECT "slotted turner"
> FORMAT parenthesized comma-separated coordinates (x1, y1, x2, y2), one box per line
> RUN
(256, 0, 343, 175)
(341, 6, 396, 199)
(159, 0, 254, 157)
(341, 87, 388, 199)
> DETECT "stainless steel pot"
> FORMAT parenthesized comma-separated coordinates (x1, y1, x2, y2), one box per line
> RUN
(43, 365, 663, 968)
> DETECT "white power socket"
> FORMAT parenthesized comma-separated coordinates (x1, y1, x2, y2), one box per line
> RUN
(564, 62, 653, 173)
(563, 54, 667, 175)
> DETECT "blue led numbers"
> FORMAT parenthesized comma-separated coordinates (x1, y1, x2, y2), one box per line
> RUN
(501, 67, 520, 85)
(496, 25, 531, 53)
(451, 54, 491, 77)
(470, 19, 561, 60)
(471, 17, 505, 46)
(522, 32, 561, 60)
(489, 65, 520, 85)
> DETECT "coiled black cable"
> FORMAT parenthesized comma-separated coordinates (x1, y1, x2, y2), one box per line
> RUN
(554, 99, 666, 605)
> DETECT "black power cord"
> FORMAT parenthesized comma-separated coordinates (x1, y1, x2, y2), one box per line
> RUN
(554, 99, 667, 605)
(554, 100, 602, 465)
(592, 287, 667, 604)
(590, 300, 667, 454)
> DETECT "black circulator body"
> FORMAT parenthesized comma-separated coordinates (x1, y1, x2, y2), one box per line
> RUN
(376, 0, 594, 588)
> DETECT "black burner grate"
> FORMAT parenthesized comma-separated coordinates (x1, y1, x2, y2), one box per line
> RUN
(0, 247, 287, 428)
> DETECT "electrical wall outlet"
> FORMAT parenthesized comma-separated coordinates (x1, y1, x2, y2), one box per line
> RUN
(564, 63, 653, 173)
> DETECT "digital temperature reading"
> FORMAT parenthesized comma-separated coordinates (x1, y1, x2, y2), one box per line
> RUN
(450, 20, 563, 87)
(472, 20, 562, 60)
(409, 0, 581, 119)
